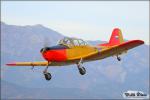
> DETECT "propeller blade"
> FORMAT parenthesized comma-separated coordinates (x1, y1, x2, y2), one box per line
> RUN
(43, 37, 50, 47)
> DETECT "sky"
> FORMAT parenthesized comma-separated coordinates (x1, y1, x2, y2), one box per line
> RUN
(1, 1, 149, 44)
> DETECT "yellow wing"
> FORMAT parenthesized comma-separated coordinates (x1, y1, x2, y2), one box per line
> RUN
(85, 40, 144, 61)
(6, 61, 49, 66)
(6, 61, 76, 67)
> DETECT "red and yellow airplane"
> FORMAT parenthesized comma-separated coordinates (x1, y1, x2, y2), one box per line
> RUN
(6, 28, 144, 80)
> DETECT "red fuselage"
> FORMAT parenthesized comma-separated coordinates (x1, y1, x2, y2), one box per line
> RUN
(40, 45, 68, 62)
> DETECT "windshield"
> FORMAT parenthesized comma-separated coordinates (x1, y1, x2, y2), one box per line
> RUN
(58, 37, 88, 47)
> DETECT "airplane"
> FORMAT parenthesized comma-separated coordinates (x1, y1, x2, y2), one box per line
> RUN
(6, 28, 144, 81)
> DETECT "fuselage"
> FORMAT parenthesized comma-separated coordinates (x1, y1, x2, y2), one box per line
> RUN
(41, 44, 99, 62)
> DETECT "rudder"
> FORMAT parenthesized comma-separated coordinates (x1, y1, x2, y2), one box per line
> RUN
(109, 28, 124, 45)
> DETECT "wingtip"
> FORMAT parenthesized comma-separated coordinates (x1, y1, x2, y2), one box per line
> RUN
(136, 40, 144, 44)
(6, 63, 16, 66)
(141, 40, 144, 44)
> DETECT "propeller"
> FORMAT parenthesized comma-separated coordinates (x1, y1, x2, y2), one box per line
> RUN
(43, 36, 50, 48)
(29, 36, 52, 71)
(40, 37, 51, 53)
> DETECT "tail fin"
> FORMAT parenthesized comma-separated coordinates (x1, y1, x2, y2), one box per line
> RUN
(109, 28, 124, 45)
(99, 28, 124, 46)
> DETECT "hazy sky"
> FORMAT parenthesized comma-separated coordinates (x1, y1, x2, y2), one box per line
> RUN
(1, 1, 149, 44)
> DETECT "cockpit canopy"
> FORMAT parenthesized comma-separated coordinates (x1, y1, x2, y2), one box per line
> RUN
(58, 37, 88, 47)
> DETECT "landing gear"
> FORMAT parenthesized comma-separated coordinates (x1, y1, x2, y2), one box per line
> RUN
(78, 67, 86, 75)
(77, 58, 86, 75)
(44, 72, 52, 80)
(43, 62, 52, 81)
(117, 55, 121, 61)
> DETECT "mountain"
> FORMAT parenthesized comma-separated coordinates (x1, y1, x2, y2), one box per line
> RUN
(1, 22, 149, 99)
(1, 80, 95, 99)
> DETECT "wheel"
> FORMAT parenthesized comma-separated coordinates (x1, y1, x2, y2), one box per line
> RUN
(117, 57, 121, 61)
(79, 67, 86, 75)
(44, 72, 52, 80)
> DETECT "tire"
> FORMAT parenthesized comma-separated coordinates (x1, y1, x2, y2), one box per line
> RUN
(44, 73, 52, 80)
(117, 57, 121, 61)
(79, 67, 86, 75)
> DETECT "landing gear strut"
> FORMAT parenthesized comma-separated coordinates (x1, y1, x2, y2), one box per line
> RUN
(43, 62, 52, 81)
(117, 55, 121, 61)
(77, 58, 86, 75)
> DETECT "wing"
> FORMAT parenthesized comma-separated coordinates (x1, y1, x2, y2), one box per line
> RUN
(6, 61, 76, 67)
(6, 61, 49, 66)
(85, 40, 144, 61)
